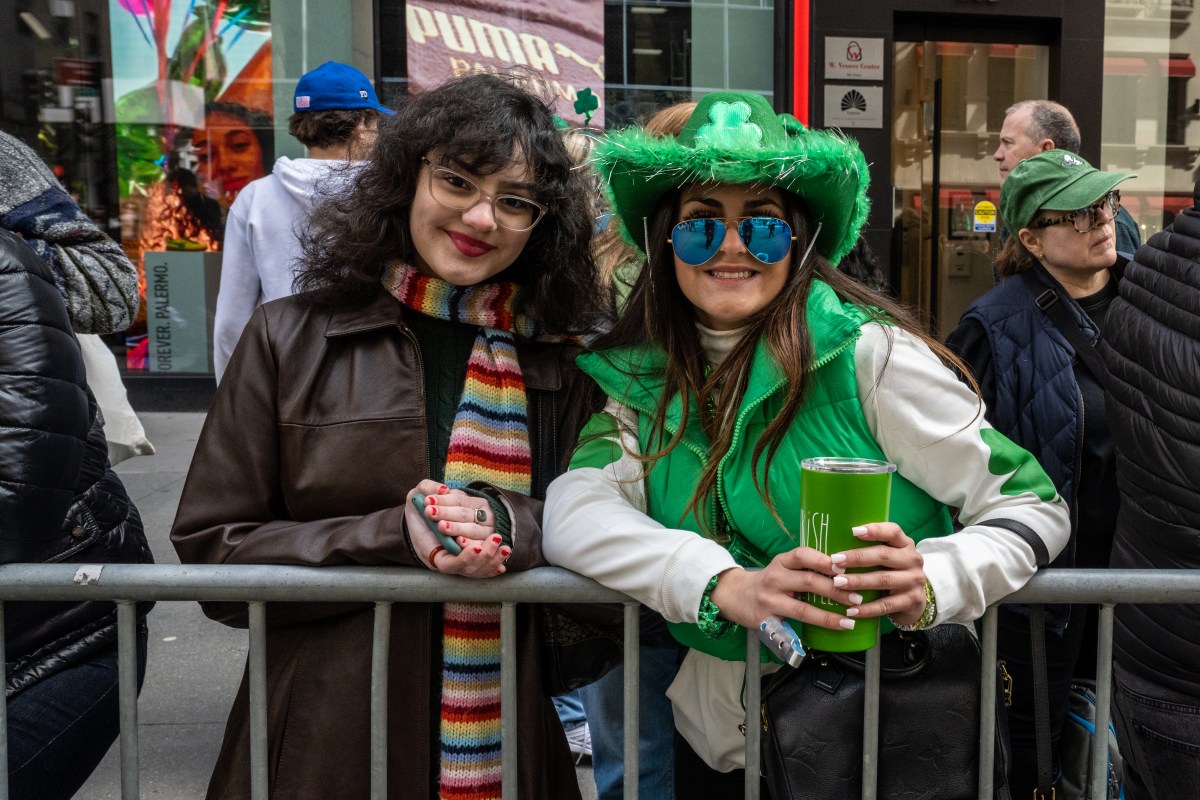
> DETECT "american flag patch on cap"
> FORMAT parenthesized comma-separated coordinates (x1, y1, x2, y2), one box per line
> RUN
(296, 95, 310, 109)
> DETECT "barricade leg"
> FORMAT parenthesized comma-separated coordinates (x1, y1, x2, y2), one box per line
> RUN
(371, 602, 392, 800)
(744, 628, 761, 800)
(1091, 604, 1115, 800)
(862, 632, 881, 800)
(622, 602, 640, 800)
(248, 602, 268, 800)
(979, 608, 998, 800)
(118, 600, 140, 800)
(501, 602, 518, 800)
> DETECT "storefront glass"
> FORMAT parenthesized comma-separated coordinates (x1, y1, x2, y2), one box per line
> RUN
(1103, 0, 1200, 238)
(4, 0, 774, 376)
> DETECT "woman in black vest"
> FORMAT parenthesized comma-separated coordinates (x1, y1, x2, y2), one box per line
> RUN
(947, 149, 1133, 798)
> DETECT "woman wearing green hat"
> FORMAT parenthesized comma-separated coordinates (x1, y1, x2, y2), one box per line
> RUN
(947, 149, 1135, 799)
(542, 92, 1071, 793)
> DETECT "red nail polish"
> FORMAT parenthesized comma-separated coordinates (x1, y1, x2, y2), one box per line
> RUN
(438, 485, 449, 495)
(426, 496, 436, 506)
(474, 546, 482, 554)
(491, 535, 502, 544)
(500, 548, 511, 558)
(429, 507, 437, 516)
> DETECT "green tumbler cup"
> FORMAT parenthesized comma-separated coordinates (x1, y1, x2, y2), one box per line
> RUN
(800, 457, 896, 652)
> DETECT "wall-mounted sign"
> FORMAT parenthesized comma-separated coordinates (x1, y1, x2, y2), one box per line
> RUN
(823, 85, 883, 129)
(973, 200, 997, 233)
(824, 37, 885, 81)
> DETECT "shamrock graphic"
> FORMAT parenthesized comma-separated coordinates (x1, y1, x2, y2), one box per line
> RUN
(574, 88, 599, 125)
(696, 101, 763, 149)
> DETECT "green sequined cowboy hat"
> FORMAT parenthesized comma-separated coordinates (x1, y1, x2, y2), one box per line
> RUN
(594, 91, 871, 265)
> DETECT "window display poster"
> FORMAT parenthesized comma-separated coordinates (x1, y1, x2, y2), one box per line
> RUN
(109, 0, 272, 360)
(407, 0, 605, 128)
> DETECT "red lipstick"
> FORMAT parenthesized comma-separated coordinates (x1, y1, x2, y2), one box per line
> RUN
(447, 231, 495, 257)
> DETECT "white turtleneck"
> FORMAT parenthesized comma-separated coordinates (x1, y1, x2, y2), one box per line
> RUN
(696, 322, 749, 369)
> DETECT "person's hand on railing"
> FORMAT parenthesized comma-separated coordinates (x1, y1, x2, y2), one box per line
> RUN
(404, 480, 511, 578)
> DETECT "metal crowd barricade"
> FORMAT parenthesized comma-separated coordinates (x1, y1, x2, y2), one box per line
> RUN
(0, 565, 1196, 800)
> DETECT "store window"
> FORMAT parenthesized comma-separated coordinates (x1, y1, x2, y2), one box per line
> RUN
(3, 0, 776, 377)
(377, 0, 776, 127)
(1103, 1, 1200, 237)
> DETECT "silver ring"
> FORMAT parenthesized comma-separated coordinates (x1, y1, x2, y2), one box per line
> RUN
(475, 508, 488, 524)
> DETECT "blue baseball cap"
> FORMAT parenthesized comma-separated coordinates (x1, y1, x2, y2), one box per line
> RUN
(293, 61, 394, 115)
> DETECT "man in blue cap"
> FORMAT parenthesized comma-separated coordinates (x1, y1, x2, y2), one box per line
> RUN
(213, 61, 393, 382)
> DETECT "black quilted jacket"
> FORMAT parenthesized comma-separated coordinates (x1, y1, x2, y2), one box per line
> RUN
(1101, 188, 1200, 695)
(0, 229, 153, 697)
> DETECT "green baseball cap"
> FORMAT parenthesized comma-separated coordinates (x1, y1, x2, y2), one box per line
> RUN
(593, 92, 870, 265)
(1000, 150, 1135, 231)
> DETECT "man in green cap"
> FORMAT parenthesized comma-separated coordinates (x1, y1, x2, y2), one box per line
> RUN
(995, 100, 1141, 255)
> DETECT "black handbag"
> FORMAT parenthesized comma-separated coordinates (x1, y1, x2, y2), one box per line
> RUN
(760, 624, 1013, 800)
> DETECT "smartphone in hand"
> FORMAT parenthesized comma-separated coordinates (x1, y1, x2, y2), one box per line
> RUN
(411, 493, 463, 555)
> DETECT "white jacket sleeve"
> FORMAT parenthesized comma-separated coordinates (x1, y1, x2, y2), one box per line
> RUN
(213, 195, 262, 384)
(854, 323, 1070, 624)
(542, 399, 739, 623)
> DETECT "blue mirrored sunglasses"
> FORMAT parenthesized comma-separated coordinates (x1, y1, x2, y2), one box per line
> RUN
(669, 217, 796, 266)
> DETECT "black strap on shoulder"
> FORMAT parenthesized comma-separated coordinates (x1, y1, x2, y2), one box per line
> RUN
(1019, 270, 1111, 389)
(983, 517, 1051, 568)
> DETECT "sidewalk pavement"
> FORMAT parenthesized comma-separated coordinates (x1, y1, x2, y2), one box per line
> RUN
(78, 411, 598, 799)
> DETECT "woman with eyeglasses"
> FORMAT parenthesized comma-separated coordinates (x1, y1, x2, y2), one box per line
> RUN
(947, 149, 1135, 799)
(541, 92, 1070, 796)
(170, 73, 605, 800)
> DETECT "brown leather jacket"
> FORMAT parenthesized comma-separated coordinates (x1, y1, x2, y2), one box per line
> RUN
(171, 288, 596, 800)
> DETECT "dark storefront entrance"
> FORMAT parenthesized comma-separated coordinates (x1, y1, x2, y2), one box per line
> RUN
(808, 2, 1106, 333)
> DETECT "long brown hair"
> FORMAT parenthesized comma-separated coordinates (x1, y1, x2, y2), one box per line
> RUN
(594, 189, 978, 533)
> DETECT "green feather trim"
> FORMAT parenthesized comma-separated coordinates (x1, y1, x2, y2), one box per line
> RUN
(594, 125, 870, 266)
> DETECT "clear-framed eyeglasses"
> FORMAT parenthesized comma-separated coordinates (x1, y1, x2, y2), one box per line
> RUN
(420, 157, 547, 232)
(1031, 191, 1121, 234)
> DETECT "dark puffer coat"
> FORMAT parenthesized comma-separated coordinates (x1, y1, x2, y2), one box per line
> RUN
(1102, 189, 1200, 696)
(0, 228, 153, 697)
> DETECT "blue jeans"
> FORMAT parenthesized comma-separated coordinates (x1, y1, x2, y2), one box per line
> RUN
(554, 689, 588, 728)
(579, 643, 685, 800)
(7, 625, 148, 800)
(1112, 661, 1200, 800)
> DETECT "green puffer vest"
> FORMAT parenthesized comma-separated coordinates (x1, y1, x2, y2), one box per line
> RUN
(577, 281, 953, 661)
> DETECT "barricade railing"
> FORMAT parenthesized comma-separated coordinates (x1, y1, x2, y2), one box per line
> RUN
(0, 564, 1196, 800)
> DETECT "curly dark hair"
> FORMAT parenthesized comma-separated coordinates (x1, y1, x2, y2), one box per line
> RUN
(296, 73, 603, 335)
(288, 108, 380, 149)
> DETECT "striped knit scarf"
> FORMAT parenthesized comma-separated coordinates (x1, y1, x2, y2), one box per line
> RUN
(383, 261, 536, 800)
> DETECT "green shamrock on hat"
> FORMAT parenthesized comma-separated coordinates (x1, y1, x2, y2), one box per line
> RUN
(696, 101, 763, 149)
